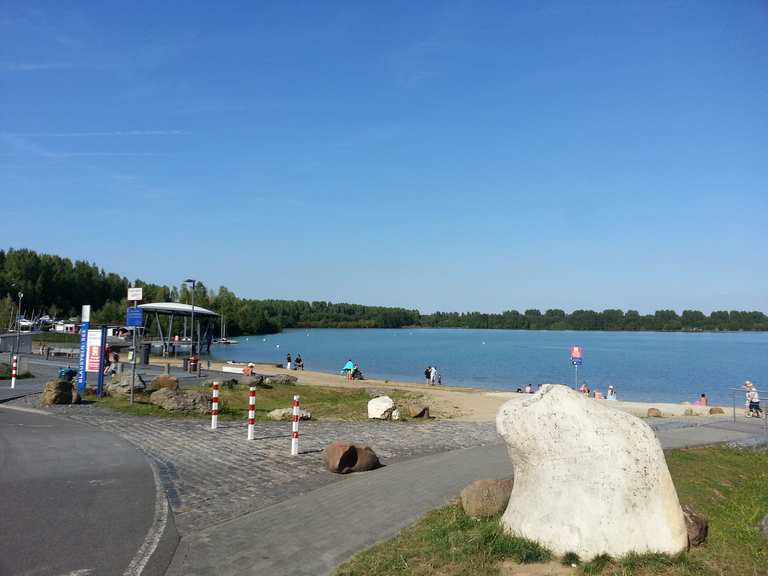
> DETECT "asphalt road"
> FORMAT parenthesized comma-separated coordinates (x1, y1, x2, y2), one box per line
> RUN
(0, 406, 159, 576)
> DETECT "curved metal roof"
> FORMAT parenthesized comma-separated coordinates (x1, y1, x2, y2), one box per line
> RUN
(138, 302, 219, 317)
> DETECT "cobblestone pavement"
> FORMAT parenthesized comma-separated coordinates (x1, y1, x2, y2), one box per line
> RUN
(9, 396, 499, 534)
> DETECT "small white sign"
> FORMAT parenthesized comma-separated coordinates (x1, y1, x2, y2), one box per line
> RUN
(81, 304, 91, 323)
(127, 287, 143, 302)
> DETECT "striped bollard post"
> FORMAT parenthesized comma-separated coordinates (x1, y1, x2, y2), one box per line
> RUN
(211, 381, 220, 429)
(10, 355, 18, 389)
(247, 385, 256, 440)
(290, 394, 300, 456)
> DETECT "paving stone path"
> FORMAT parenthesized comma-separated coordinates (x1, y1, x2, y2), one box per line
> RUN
(10, 396, 499, 534)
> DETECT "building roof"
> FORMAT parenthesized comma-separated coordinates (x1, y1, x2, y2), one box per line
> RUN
(138, 302, 219, 317)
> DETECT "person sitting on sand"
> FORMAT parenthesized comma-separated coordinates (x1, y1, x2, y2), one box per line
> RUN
(593, 389, 603, 400)
(694, 393, 708, 406)
(578, 383, 589, 394)
(524, 384, 533, 394)
(516, 388, 523, 393)
(606, 386, 617, 400)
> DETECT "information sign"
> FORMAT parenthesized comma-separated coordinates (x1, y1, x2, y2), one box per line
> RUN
(127, 287, 143, 302)
(570, 345, 583, 366)
(76, 305, 90, 393)
(86, 329, 103, 373)
(126, 307, 144, 327)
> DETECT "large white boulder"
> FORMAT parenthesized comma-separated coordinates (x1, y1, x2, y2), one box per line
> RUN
(496, 384, 687, 559)
(367, 395, 395, 419)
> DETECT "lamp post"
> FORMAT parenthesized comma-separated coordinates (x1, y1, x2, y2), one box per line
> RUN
(184, 279, 197, 358)
(15, 291, 24, 358)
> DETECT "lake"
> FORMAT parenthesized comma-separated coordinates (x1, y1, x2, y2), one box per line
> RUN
(209, 328, 768, 405)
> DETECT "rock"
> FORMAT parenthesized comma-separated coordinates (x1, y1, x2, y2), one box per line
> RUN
(647, 407, 663, 417)
(41, 380, 76, 405)
(461, 479, 514, 518)
(322, 441, 381, 474)
(149, 388, 211, 414)
(267, 407, 311, 421)
(709, 407, 725, 415)
(682, 505, 708, 546)
(683, 408, 695, 416)
(366, 388, 394, 398)
(409, 406, 430, 418)
(391, 408, 401, 421)
(149, 375, 179, 391)
(368, 395, 396, 419)
(263, 374, 298, 386)
(105, 375, 145, 398)
(496, 384, 688, 559)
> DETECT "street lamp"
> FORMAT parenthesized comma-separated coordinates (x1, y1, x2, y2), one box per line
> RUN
(184, 279, 196, 357)
(15, 291, 23, 358)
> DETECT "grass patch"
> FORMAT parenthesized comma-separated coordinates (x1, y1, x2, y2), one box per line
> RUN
(89, 381, 422, 422)
(336, 447, 768, 576)
(0, 364, 33, 380)
(336, 505, 550, 576)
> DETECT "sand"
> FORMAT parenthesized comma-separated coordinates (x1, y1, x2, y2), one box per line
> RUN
(155, 357, 730, 422)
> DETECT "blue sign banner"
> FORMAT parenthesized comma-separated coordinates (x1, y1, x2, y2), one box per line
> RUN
(77, 321, 89, 393)
(126, 307, 144, 327)
(571, 358, 582, 366)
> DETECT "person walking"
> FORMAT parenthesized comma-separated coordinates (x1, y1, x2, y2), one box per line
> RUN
(747, 387, 762, 418)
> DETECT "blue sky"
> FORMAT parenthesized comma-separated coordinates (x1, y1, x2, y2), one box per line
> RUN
(1, 1, 766, 313)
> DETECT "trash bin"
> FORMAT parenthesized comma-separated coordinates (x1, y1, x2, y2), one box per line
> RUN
(188, 357, 199, 373)
(183, 357, 189, 371)
(142, 343, 151, 365)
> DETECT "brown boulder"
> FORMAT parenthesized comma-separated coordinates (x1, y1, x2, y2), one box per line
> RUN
(461, 479, 514, 518)
(149, 388, 211, 414)
(41, 380, 75, 405)
(149, 375, 179, 391)
(682, 504, 708, 546)
(647, 408, 662, 418)
(264, 374, 298, 386)
(408, 405, 430, 418)
(709, 407, 725, 415)
(323, 441, 381, 474)
(683, 408, 695, 416)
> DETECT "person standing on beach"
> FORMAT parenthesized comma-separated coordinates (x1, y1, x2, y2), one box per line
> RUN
(424, 366, 432, 384)
(606, 386, 617, 400)
(286, 353, 292, 370)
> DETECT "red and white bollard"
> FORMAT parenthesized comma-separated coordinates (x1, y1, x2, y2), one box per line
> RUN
(211, 381, 220, 429)
(290, 394, 300, 455)
(247, 386, 256, 440)
(10, 355, 17, 389)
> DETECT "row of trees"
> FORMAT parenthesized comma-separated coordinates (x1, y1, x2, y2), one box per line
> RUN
(1, 248, 767, 334)
(420, 309, 768, 332)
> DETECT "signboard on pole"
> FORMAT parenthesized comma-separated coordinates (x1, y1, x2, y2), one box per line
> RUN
(127, 287, 143, 302)
(86, 329, 103, 373)
(96, 325, 107, 397)
(126, 307, 144, 327)
(570, 345, 583, 366)
(77, 305, 90, 393)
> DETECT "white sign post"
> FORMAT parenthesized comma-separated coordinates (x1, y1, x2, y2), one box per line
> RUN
(127, 287, 143, 302)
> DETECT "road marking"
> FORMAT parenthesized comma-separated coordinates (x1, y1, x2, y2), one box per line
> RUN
(0, 404, 51, 416)
(123, 457, 169, 576)
(56, 570, 93, 576)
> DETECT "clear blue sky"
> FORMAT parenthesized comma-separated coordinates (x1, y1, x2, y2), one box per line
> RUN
(1, 1, 766, 314)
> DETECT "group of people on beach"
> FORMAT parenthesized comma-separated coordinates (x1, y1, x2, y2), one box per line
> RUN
(424, 366, 441, 386)
(577, 382, 618, 400)
(342, 360, 363, 380)
(285, 353, 304, 371)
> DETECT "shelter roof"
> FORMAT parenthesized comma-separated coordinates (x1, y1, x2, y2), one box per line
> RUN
(138, 302, 219, 317)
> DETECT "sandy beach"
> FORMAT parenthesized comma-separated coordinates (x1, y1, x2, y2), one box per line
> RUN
(155, 357, 731, 422)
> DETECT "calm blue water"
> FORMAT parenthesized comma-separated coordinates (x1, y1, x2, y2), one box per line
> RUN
(209, 329, 768, 405)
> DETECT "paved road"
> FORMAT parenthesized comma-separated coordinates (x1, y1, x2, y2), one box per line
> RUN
(0, 406, 164, 576)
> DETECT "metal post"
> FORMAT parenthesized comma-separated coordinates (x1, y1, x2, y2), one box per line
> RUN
(10, 354, 17, 389)
(291, 395, 300, 455)
(732, 390, 736, 424)
(97, 325, 107, 398)
(14, 292, 23, 359)
(574, 363, 578, 390)
(247, 386, 256, 440)
(130, 299, 137, 404)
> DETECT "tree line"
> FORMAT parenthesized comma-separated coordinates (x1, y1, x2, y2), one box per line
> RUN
(1, 248, 766, 334)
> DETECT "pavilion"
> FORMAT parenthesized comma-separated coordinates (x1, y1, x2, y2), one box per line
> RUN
(138, 302, 219, 357)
